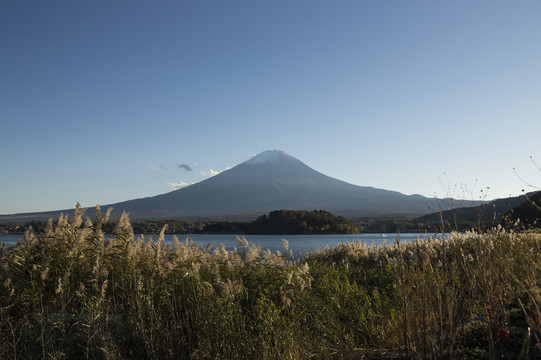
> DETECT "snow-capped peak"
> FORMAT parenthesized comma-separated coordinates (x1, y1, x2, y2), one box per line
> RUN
(245, 150, 296, 165)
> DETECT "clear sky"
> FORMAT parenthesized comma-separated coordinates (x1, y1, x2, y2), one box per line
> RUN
(1, 1, 540, 214)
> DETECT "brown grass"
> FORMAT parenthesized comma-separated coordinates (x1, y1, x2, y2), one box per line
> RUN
(0, 204, 539, 359)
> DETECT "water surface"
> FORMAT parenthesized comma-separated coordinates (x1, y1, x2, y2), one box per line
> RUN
(0, 233, 441, 253)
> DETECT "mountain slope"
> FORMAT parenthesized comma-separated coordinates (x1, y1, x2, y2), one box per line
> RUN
(98, 150, 459, 219)
(502, 191, 541, 228)
(414, 193, 530, 230)
(0, 150, 474, 221)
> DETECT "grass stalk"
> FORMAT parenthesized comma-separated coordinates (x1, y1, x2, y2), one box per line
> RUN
(0, 206, 540, 359)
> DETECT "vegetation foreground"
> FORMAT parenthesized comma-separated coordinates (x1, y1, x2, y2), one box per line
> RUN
(1, 205, 540, 359)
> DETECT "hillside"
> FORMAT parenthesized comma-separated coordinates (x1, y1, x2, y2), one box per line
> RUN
(246, 209, 361, 235)
(413, 194, 529, 231)
(502, 191, 541, 228)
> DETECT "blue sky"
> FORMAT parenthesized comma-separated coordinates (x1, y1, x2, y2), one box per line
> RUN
(1, 1, 540, 214)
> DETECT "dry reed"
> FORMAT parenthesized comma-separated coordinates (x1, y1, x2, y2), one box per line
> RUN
(0, 205, 539, 359)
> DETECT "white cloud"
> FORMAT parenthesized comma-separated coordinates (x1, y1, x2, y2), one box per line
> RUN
(147, 164, 161, 172)
(200, 168, 220, 177)
(199, 166, 233, 178)
(166, 181, 195, 190)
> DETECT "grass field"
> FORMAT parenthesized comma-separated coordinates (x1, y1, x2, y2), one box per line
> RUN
(1, 205, 540, 359)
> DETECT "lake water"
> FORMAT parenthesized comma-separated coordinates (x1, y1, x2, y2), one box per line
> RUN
(0, 233, 442, 254)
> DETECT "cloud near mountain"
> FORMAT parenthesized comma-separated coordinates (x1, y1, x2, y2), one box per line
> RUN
(200, 168, 221, 177)
(166, 182, 195, 190)
(177, 164, 193, 172)
(0, 150, 477, 222)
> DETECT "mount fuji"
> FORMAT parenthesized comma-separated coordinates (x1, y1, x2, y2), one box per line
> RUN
(104, 150, 446, 219)
(1, 150, 468, 221)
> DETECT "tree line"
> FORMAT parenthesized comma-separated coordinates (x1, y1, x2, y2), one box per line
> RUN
(5, 210, 362, 235)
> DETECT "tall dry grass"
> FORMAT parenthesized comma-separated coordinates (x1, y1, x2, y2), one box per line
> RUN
(0, 205, 540, 359)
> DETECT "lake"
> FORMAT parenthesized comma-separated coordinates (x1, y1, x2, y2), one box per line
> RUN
(0, 232, 442, 254)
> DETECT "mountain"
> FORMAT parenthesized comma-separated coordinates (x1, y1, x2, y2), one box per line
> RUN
(502, 191, 541, 228)
(413, 193, 530, 230)
(0, 150, 475, 222)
